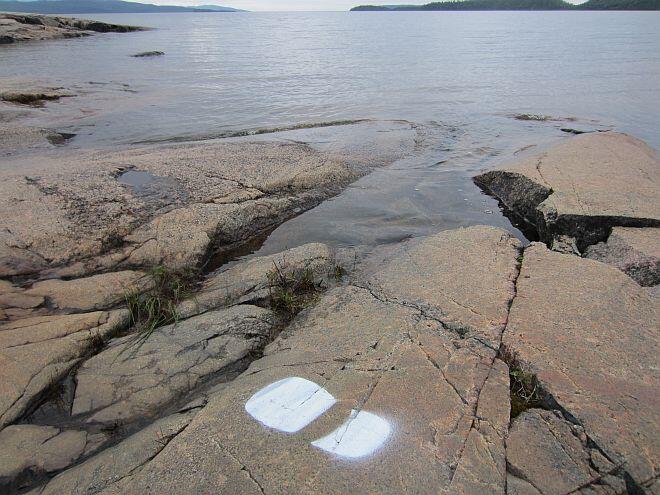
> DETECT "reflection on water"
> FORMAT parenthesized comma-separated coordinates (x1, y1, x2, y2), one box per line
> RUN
(1, 11, 657, 259)
(1, 12, 658, 147)
(251, 118, 561, 259)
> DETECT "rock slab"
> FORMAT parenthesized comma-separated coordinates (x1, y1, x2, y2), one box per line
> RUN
(72, 305, 277, 425)
(475, 132, 660, 250)
(585, 227, 660, 286)
(87, 226, 521, 494)
(504, 243, 659, 491)
(0, 310, 128, 428)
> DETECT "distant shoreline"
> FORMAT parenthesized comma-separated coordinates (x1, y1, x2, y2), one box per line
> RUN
(0, 0, 243, 15)
(351, 0, 660, 11)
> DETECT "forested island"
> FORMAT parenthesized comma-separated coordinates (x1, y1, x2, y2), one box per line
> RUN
(0, 0, 242, 14)
(352, 0, 659, 10)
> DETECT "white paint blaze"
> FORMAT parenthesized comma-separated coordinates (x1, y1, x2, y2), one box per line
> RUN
(311, 409, 391, 458)
(245, 377, 336, 433)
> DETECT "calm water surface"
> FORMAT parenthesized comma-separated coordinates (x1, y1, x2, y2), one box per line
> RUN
(1, 11, 658, 146)
(1, 12, 659, 254)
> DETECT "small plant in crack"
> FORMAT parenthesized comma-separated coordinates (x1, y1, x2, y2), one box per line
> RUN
(444, 321, 471, 338)
(154, 427, 170, 448)
(124, 266, 196, 349)
(499, 345, 548, 419)
(267, 260, 321, 319)
(100, 420, 125, 438)
(86, 331, 106, 353)
(40, 375, 69, 413)
(330, 263, 345, 282)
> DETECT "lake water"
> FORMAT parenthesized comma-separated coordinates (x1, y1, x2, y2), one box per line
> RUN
(1, 11, 659, 255)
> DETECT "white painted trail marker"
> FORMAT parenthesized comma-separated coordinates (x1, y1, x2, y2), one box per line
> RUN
(311, 409, 391, 459)
(246, 377, 392, 459)
(245, 377, 336, 433)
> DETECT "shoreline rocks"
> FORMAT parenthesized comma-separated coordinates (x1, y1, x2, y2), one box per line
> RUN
(0, 13, 144, 44)
(0, 121, 420, 279)
(0, 223, 656, 494)
(130, 51, 164, 57)
(0, 101, 658, 494)
(585, 227, 660, 286)
(71, 305, 278, 425)
(504, 243, 659, 491)
(474, 132, 660, 251)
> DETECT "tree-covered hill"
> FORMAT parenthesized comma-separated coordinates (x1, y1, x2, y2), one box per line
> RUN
(351, 0, 659, 10)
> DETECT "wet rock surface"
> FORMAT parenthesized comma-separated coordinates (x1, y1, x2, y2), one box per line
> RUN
(0, 13, 143, 44)
(475, 132, 660, 250)
(0, 121, 419, 277)
(130, 51, 164, 57)
(1, 112, 658, 494)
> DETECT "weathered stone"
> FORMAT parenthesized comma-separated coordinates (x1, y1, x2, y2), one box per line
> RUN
(475, 133, 660, 250)
(363, 225, 522, 348)
(0, 121, 417, 277)
(0, 425, 87, 489)
(504, 243, 659, 489)
(0, 290, 44, 309)
(0, 310, 128, 428)
(506, 410, 625, 495)
(72, 305, 277, 425)
(24, 270, 152, 312)
(0, 13, 143, 44)
(585, 227, 660, 286)
(101, 226, 520, 494)
(29, 407, 203, 495)
(178, 243, 336, 318)
(0, 124, 74, 156)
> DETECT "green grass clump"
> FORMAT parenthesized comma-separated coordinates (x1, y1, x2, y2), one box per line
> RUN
(267, 261, 320, 318)
(499, 345, 548, 419)
(124, 266, 194, 347)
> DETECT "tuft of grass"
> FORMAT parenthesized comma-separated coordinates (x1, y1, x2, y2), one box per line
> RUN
(331, 263, 345, 281)
(499, 345, 548, 419)
(444, 321, 471, 338)
(124, 266, 195, 348)
(41, 376, 68, 412)
(267, 260, 321, 319)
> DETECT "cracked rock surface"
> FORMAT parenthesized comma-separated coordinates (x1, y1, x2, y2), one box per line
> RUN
(95, 226, 521, 494)
(585, 227, 660, 286)
(72, 305, 277, 425)
(0, 310, 128, 429)
(28, 405, 204, 495)
(474, 132, 660, 250)
(178, 242, 336, 318)
(506, 410, 627, 495)
(0, 270, 152, 316)
(0, 424, 103, 492)
(505, 243, 659, 491)
(0, 121, 418, 277)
